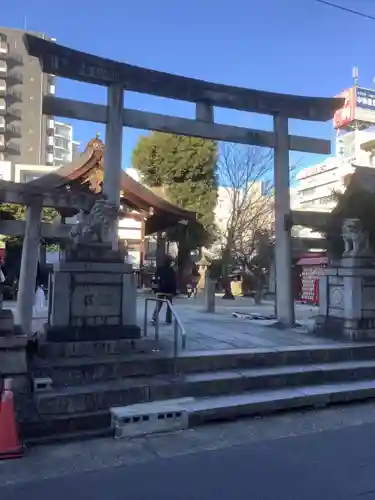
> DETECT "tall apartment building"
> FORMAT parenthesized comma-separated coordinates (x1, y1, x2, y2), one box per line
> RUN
(53, 121, 80, 166)
(0, 26, 55, 165)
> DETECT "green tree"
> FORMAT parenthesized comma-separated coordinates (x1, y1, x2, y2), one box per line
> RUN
(132, 133, 218, 280)
(0, 203, 26, 221)
(0, 203, 59, 247)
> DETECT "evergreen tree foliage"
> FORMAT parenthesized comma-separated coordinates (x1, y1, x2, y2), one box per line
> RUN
(132, 132, 218, 268)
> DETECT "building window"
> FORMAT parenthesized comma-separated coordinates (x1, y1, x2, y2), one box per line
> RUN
(23, 174, 42, 183)
(300, 187, 317, 197)
(54, 126, 71, 139)
(54, 137, 70, 150)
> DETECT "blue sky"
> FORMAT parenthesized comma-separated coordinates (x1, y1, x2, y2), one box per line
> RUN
(3, 0, 375, 170)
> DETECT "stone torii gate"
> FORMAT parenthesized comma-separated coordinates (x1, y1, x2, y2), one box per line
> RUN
(24, 34, 343, 326)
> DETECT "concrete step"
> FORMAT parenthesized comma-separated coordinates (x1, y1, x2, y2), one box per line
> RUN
(186, 379, 375, 425)
(34, 359, 375, 415)
(19, 410, 111, 444)
(32, 343, 375, 387)
(37, 337, 157, 358)
(22, 379, 375, 442)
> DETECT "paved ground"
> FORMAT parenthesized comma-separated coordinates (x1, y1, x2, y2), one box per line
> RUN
(5, 295, 336, 352)
(3, 402, 375, 497)
(142, 295, 339, 352)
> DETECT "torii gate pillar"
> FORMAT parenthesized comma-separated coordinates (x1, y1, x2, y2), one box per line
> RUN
(274, 114, 294, 326)
(103, 83, 124, 248)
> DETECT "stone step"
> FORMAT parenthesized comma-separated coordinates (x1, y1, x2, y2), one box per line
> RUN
(37, 338, 155, 358)
(32, 343, 375, 387)
(22, 378, 375, 442)
(19, 410, 111, 444)
(186, 379, 375, 425)
(34, 359, 375, 415)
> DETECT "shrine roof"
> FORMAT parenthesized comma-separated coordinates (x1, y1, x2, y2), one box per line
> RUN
(28, 135, 199, 234)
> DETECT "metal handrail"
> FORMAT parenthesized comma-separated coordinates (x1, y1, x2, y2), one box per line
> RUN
(144, 297, 187, 356)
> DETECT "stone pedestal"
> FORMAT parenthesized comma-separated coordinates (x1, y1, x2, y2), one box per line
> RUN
(45, 243, 140, 342)
(315, 257, 375, 340)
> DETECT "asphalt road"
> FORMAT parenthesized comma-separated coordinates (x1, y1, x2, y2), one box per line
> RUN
(2, 422, 375, 500)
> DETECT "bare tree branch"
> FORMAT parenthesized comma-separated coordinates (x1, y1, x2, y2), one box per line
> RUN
(214, 143, 276, 267)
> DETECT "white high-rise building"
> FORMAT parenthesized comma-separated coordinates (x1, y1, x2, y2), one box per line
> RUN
(51, 121, 80, 166)
(215, 182, 265, 233)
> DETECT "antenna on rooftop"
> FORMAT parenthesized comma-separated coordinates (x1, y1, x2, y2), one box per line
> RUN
(352, 66, 359, 87)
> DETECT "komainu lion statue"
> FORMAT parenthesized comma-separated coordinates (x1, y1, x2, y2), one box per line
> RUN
(70, 199, 118, 244)
(342, 218, 373, 258)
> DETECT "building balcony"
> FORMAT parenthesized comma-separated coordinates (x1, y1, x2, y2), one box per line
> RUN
(5, 53, 23, 68)
(0, 79, 5, 95)
(47, 118, 55, 130)
(6, 71, 23, 85)
(0, 98, 5, 114)
(0, 116, 5, 132)
(6, 106, 21, 120)
(47, 135, 54, 147)
(6, 89, 22, 105)
(46, 152, 54, 165)
(0, 41, 8, 55)
(5, 124, 21, 138)
(0, 61, 7, 76)
(0, 134, 4, 148)
(6, 141, 20, 155)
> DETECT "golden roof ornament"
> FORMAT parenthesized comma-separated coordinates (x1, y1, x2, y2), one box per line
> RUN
(85, 133, 105, 152)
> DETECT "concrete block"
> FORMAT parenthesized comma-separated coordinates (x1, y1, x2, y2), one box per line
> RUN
(33, 377, 53, 392)
(110, 399, 192, 439)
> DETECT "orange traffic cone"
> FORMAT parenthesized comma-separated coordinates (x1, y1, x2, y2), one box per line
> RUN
(0, 379, 23, 460)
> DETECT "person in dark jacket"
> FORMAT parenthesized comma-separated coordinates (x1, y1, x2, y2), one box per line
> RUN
(151, 255, 177, 324)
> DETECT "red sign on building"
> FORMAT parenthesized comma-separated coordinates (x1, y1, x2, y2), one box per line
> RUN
(333, 88, 356, 129)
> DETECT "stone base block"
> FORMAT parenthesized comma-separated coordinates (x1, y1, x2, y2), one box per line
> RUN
(314, 314, 375, 341)
(44, 324, 141, 343)
(60, 242, 125, 263)
(0, 309, 15, 336)
(0, 335, 28, 392)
